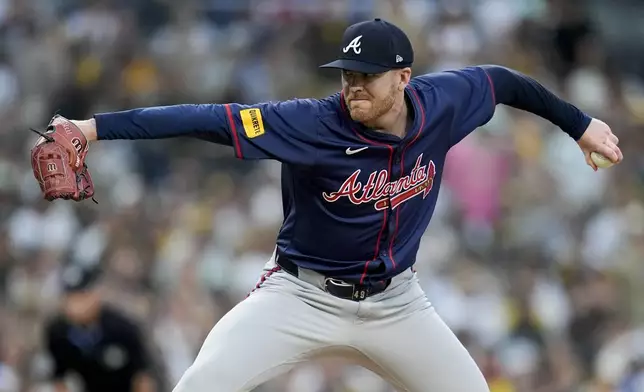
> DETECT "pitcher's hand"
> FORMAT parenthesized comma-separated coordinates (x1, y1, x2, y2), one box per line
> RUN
(577, 118, 623, 171)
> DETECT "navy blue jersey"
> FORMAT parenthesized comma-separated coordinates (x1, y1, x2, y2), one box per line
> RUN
(94, 65, 590, 283)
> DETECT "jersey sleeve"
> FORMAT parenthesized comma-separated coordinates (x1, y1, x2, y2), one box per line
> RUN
(94, 99, 322, 166)
(120, 320, 151, 373)
(223, 99, 321, 165)
(416, 66, 496, 147)
(44, 325, 70, 380)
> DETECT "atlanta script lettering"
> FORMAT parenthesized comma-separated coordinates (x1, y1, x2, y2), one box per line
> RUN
(322, 154, 436, 211)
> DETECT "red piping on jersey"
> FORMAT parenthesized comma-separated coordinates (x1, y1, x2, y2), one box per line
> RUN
(388, 87, 426, 268)
(483, 68, 496, 106)
(246, 266, 281, 298)
(339, 92, 394, 285)
(225, 104, 243, 158)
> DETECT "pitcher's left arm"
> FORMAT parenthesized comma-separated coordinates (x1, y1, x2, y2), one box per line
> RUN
(415, 65, 622, 168)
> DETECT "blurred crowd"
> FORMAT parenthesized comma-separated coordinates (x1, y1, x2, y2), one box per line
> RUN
(0, 0, 644, 391)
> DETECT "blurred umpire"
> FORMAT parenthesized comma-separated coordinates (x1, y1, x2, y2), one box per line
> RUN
(43, 265, 156, 392)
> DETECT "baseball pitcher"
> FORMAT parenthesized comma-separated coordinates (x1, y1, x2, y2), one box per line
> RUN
(30, 19, 622, 392)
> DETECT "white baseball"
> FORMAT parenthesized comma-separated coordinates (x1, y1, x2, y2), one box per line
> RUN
(590, 152, 614, 169)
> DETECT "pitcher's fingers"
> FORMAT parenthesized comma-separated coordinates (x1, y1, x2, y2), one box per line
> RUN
(606, 142, 622, 163)
(613, 145, 624, 163)
(609, 134, 619, 144)
(585, 151, 598, 171)
(597, 143, 619, 163)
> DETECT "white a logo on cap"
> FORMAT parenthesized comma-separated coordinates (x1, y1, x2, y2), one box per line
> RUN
(343, 35, 363, 55)
(396, 55, 403, 63)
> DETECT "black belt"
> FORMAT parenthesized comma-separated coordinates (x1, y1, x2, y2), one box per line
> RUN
(276, 255, 391, 302)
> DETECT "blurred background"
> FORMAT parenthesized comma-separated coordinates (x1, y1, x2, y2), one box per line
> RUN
(0, 0, 643, 391)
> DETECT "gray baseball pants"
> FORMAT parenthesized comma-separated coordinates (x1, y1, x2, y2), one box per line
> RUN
(172, 256, 490, 391)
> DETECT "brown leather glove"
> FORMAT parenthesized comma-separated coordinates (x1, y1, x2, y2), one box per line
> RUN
(30, 115, 96, 202)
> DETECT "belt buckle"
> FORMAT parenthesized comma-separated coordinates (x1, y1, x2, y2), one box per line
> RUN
(324, 278, 368, 301)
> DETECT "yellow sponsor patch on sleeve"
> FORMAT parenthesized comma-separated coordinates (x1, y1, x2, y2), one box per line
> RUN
(239, 108, 265, 138)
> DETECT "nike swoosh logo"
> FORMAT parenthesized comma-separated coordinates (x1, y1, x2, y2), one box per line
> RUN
(345, 147, 368, 155)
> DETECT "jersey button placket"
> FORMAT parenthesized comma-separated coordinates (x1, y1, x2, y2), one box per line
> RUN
(389, 149, 403, 205)
(386, 148, 404, 262)
(382, 150, 400, 256)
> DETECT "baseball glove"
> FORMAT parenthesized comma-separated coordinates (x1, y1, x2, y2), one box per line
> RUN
(30, 115, 96, 202)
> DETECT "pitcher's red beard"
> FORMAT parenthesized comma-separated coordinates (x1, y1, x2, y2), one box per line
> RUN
(348, 99, 373, 122)
(347, 93, 396, 123)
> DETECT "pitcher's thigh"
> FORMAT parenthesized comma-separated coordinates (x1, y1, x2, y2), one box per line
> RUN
(362, 306, 490, 392)
(173, 289, 325, 392)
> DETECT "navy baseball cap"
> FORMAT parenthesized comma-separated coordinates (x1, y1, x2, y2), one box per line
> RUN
(320, 18, 414, 74)
(61, 265, 101, 293)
